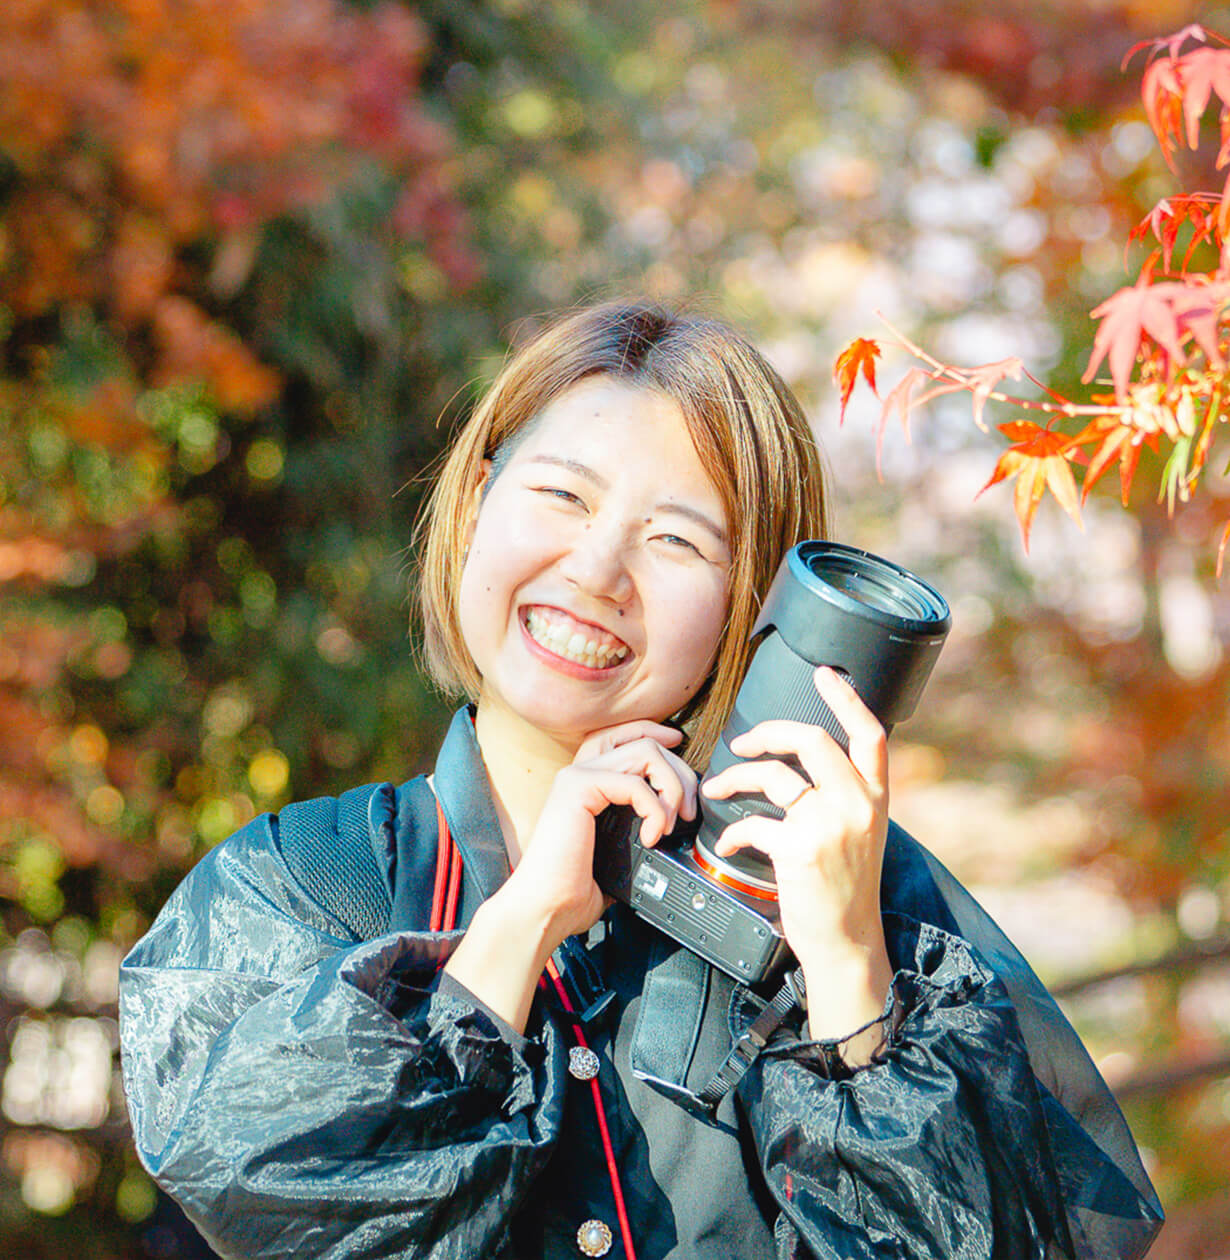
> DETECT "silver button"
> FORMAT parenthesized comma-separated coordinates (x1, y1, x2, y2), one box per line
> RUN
(576, 1218, 613, 1257)
(568, 1046, 600, 1081)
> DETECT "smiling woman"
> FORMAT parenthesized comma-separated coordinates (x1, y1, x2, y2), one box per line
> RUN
(119, 300, 1162, 1260)
(416, 302, 829, 771)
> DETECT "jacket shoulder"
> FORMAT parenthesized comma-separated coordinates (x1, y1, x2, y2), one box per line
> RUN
(276, 782, 397, 941)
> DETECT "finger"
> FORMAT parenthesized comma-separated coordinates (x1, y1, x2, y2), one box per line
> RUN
(728, 677, 887, 801)
(634, 743, 688, 831)
(575, 721, 683, 762)
(701, 759, 810, 812)
(711, 815, 782, 860)
(571, 768, 670, 845)
(659, 744, 700, 821)
(813, 666, 888, 793)
(593, 737, 697, 832)
(728, 718, 852, 794)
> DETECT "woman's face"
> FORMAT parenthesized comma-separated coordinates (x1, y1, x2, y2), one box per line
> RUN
(458, 375, 732, 751)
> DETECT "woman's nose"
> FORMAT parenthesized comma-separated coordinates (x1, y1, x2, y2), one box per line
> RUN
(558, 526, 634, 603)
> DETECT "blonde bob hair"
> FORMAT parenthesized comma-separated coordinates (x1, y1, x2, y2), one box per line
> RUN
(415, 300, 830, 767)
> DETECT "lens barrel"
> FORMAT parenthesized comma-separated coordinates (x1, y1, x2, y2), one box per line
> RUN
(692, 542, 950, 890)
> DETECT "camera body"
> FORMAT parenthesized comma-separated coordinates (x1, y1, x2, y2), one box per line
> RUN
(592, 810, 792, 981)
(593, 541, 950, 984)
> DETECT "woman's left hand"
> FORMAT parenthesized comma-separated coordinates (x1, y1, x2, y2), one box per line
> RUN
(701, 665, 893, 1043)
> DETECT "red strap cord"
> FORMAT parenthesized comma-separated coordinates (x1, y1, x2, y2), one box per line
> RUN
(544, 959, 638, 1260)
(428, 797, 451, 933)
(433, 801, 635, 1258)
(443, 842, 463, 934)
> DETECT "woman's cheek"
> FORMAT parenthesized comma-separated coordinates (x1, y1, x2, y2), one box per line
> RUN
(661, 577, 727, 696)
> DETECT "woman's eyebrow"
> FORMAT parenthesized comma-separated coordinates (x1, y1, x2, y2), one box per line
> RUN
(654, 501, 727, 545)
(525, 454, 607, 486)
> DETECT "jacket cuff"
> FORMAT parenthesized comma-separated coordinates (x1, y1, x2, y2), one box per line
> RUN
(344, 931, 547, 1089)
(758, 913, 990, 1080)
(434, 971, 534, 1056)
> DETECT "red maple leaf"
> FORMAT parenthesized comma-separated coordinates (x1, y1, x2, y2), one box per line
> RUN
(1123, 23, 1213, 71)
(1139, 37, 1230, 169)
(1172, 283, 1230, 368)
(870, 367, 971, 474)
(963, 357, 1026, 431)
(978, 421, 1081, 549)
(1128, 195, 1218, 273)
(1174, 47, 1230, 160)
(1083, 281, 1191, 398)
(832, 337, 881, 424)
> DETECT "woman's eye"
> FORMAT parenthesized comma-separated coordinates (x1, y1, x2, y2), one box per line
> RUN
(657, 533, 702, 555)
(535, 485, 585, 507)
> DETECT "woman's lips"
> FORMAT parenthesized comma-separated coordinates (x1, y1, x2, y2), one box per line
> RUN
(521, 606, 630, 670)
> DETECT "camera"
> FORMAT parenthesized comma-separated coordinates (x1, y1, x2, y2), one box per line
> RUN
(593, 541, 950, 984)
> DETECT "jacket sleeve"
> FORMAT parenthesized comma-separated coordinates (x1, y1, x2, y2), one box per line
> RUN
(738, 913, 1163, 1260)
(119, 808, 565, 1260)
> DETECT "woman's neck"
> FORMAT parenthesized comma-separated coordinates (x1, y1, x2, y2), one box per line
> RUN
(472, 697, 578, 866)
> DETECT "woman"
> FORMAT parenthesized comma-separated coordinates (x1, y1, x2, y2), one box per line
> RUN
(120, 300, 1163, 1259)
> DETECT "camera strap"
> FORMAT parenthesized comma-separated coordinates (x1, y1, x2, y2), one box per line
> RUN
(690, 970, 806, 1110)
(632, 963, 807, 1120)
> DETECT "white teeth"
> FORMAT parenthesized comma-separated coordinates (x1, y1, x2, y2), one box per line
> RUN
(525, 609, 628, 668)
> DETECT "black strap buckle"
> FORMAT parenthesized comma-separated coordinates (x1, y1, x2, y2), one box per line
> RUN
(636, 969, 806, 1119)
(544, 937, 616, 1029)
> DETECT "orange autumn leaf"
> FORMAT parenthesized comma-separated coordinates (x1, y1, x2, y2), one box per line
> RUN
(979, 420, 1082, 549)
(833, 337, 881, 424)
(1068, 415, 1152, 506)
(1128, 194, 1218, 274)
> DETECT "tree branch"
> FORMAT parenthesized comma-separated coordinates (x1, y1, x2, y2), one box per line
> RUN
(1051, 934, 1230, 998)
(1113, 1049, 1230, 1102)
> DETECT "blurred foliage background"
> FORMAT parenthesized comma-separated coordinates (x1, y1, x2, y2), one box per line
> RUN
(1, 0, 1229, 1254)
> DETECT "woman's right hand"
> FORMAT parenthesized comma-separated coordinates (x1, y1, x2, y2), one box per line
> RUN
(444, 720, 696, 1033)
(504, 720, 698, 949)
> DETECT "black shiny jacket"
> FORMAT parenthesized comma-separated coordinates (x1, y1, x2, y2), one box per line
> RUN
(120, 708, 1163, 1258)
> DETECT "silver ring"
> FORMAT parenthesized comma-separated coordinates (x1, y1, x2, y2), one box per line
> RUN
(785, 783, 816, 811)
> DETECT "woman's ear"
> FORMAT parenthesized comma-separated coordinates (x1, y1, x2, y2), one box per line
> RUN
(464, 460, 493, 551)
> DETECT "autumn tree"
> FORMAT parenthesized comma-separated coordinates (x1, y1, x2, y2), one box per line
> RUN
(0, 1, 481, 1251)
(837, 27, 1230, 568)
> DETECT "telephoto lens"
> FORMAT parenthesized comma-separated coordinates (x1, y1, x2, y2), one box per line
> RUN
(691, 541, 951, 897)
(594, 541, 951, 983)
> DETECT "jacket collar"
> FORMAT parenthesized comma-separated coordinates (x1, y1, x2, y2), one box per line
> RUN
(430, 705, 512, 901)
